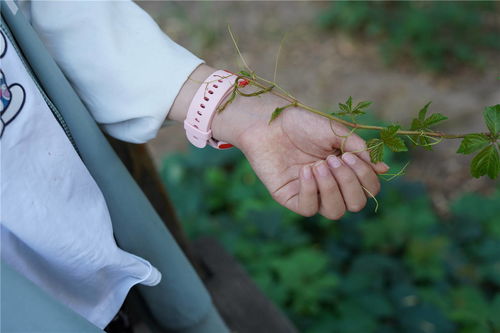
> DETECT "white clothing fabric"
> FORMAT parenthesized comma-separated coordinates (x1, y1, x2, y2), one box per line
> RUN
(20, 0, 203, 143)
(0, 26, 161, 329)
(1, 0, 204, 328)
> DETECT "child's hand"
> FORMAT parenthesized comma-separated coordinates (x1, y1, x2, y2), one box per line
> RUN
(170, 65, 389, 219)
(212, 94, 389, 220)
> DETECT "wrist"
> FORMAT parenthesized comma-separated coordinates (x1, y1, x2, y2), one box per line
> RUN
(168, 64, 217, 123)
(211, 84, 286, 149)
(170, 64, 288, 150)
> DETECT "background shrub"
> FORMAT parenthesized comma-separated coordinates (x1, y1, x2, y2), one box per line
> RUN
(317, 2, 500, 72)
(161, 147, 500, 333)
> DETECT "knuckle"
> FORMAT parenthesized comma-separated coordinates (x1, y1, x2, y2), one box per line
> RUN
(358, 166, 372, 179)
(342, 172, 358, 186)
(322, 180, 337, 192)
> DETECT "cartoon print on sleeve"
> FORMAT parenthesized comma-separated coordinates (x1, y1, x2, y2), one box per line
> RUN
(1, 30, 26, 138)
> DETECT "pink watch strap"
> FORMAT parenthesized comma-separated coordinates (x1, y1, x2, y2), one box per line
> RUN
(184, 70, 237, 149)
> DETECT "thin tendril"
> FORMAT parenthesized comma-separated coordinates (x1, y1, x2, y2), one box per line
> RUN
(228, 25, 252, 73)
(362, 185, 379, 213)
(341, 128, 357, 154)
(255, 74, 296, 100)
(273, 33, 287, 83)
(380, 162, 410, 181)
(406, 134, 444, 147)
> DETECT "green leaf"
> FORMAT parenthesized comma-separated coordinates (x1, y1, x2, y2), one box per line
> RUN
(456, 134, 490, 155)
(338, 103, 350, 114)
(379, 125, 408, 152)
(410, 118, 424, 131)
(484, 104, 500, 135)
(413, 135, 433, 151)
(346, 96, 353, 110)
(337, 98, 371, 117)
(352, 110, 366, 115)
(367, 138, 384, 163)
(383, 135, 408, 152)
(424, 113, 448, 127)
(269, 106, 286, 124)
(412, 102, 447, 129)
(380, 125, 400, 139)
(470, 145, 500, 179)
(418, 102, 432, 121)
(355, 101, 372, 110)
(238, 70, 253, 78)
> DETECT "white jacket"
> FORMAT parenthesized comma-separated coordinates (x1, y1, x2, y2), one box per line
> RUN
(1, 0, 203, 328)
(21, 0, 203, 143)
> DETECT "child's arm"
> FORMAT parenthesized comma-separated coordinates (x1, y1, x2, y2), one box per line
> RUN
(169, 64, 389, 219)
(24, 0, 203, 143)
(26, 1, 388, 218)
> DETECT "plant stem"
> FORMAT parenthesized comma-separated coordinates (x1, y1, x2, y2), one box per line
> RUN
(245, 77, 482, 140)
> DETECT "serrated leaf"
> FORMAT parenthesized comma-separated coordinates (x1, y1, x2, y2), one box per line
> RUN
(410, 118, 424, 131)
(383, 135, 408, 152)
(413, 135, 433, 151)
(354, 101, 372, 110)
(457, 134, 490, 155)
(269, 106, 286, 124)
(424, 113, 448, 127)
(338, 103, 350, 114)
(418, 102, 432, 121)
(412, 102, 447, 131)
(346, 96, 353, 110)
(352, 110, 366, 115)
(470, 145, 500, 179)
(367, 138, 384, 163)
(380, 125, 400, 139)
(484, 104, 500, 135)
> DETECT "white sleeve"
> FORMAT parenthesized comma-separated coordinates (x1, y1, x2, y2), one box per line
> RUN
(23, 0, 203, 143)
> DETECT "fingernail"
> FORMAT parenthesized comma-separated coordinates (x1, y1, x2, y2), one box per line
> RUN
(381, 162, 390, 170)
(315, 162, 329, 177)
(327, 155, 342, 168)
(342, 153, 356, 166)
(302, 165, 312, 180)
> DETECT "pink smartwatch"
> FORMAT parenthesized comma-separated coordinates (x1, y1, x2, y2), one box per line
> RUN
(184, 70, 239, 149)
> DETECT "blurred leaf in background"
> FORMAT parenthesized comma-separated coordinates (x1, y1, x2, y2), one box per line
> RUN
(317, 2, 500, 72)
(161, 145, 500, 333)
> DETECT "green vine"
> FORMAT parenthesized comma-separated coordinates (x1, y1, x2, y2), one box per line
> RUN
(217, 68, 499, 180)
(219, 26, 500, 180)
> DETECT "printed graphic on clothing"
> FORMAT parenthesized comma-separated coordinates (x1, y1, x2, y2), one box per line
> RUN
(0, 31, 25, 137)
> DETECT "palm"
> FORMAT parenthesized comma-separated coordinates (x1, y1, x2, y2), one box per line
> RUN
(240, 107, 365, 214)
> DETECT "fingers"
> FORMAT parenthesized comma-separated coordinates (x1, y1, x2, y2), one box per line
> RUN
(330, 121, 390, 174)
(298, 165, 319, 217)
(343, 135, 389, 174)
(295, 153, 382, 219)
(341, 153, 380, 198)
(358, 150, 390, 175)
(326, 155, 367, 212)
(312, 161, 346, 220)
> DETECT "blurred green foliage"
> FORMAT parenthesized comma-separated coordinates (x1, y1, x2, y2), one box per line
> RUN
(161, 147, 500, 332)
(317, 2, 500, 72)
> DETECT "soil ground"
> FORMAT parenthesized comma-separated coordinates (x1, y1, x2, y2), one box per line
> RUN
(139, 1, 500, 215)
